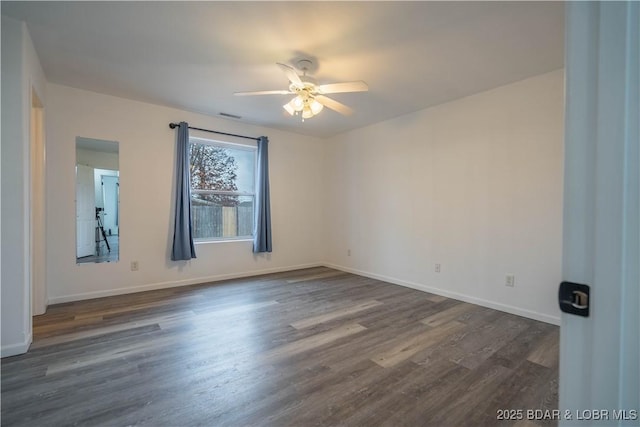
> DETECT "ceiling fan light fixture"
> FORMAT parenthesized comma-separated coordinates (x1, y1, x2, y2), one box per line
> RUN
(310, 99, 324, 115)
(283, 102, 295, 115)
(292, 96, 304, 111)
(302, 107, 313, 119)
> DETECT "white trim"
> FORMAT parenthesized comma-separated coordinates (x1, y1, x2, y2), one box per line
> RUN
(560, 2, 639, 416)
(195, 238, 253, 245)
(48, 261, 560, 325)
(22, 61, 32, 350)
(1, 332, 32, 358)
(48, 262, 324, 304)
(190, 136, 257, 151)
(192, 189, 254, 196)
(30, 85, 47, 316)
(324, 262, 561, 326)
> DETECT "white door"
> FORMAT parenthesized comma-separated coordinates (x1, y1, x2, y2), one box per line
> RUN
(101, 175, 119, 235)
(560, 2, 639, 425)
(76, 164, 95, 258)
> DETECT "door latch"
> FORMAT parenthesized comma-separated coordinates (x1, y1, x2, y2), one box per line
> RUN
(558, 281, 590, 317)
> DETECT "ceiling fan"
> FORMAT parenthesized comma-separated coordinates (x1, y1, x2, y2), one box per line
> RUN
(234, 59, 368, 120)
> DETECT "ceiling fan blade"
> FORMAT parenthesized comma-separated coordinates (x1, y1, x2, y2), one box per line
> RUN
(317, 81, 369, 94)
(276, 63, 303, 87)
(315, 95, 354, 116)
(234, 90, 292, 96)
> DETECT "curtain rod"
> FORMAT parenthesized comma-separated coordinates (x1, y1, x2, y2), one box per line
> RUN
(169, 122, 259, 141)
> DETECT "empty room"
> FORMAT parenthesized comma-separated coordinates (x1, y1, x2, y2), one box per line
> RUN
(1, 1, 637, 426)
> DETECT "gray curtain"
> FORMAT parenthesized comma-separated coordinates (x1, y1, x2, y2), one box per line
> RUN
(253, 136, 272, 253)
(171, 122, 197, 261)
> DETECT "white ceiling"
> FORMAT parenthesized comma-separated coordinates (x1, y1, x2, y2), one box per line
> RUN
(2, 1, 564, 138)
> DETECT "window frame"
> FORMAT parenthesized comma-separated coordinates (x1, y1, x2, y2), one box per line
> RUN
(189, 136, 257, 243)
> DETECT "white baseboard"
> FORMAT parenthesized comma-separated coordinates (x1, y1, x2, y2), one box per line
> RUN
(48, 261, 559, 326)
(1, 332, 32, 358)
(324, 263, 561, 326)
(48, 262, 324, 305)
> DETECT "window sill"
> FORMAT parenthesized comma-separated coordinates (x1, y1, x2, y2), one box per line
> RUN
(194, 238, 253, 245)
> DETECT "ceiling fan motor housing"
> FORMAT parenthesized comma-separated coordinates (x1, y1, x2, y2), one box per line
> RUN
(296, 59, 315, 73)
(290, 82, 317, 98)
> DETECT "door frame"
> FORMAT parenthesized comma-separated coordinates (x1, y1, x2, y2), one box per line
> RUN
(29, 86, 46, 316)
(560, 1, 639, 423)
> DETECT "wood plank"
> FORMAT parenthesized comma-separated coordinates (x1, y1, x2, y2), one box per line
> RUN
(286, 270, 347, 283)
(426, 358, 514, 426)
(191, 299, 279, 317)
(371, 321, 466, 368)
(451, 316, 529, 370)
(264, 323, 368, 361)
(466, 359, 557, 427)
(527, 328, 560, 368)
(31, 311, 196, 349)
(290, 299, 383, 329)
(420, 301, 476, 327)
(346, 358, 469, 426)
(492, 319, 556, 368)
(282, 359, 422, 427)
(411, 309, 505, 366)
(426, 294, 449, 303)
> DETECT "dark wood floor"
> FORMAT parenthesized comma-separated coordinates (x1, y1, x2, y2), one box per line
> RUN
(1, 267, 559, 426)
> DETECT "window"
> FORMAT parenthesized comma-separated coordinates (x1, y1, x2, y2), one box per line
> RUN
(189, 137, 256, 241)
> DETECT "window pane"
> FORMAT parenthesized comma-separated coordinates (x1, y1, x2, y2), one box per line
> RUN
(232, 149, 256, 194)
(190, 143, 255, 193)
(191, 194, 254, 240)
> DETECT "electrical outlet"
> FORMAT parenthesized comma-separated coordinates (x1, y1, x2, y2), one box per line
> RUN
(131, 261, 139, 271)
(347, 249, 351, 256)
(505, 274, 515, 287)
(435, 263, 441, 273)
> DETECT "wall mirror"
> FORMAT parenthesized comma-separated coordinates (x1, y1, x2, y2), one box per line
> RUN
(76, 137, 119, 264)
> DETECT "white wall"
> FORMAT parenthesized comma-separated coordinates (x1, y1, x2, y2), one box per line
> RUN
(325, 70, 564, 324)
(1, 17, 48, 356)
(45, 83, 326, 303)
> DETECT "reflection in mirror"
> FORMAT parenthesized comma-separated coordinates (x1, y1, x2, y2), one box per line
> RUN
(76, 137, 119, 264)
